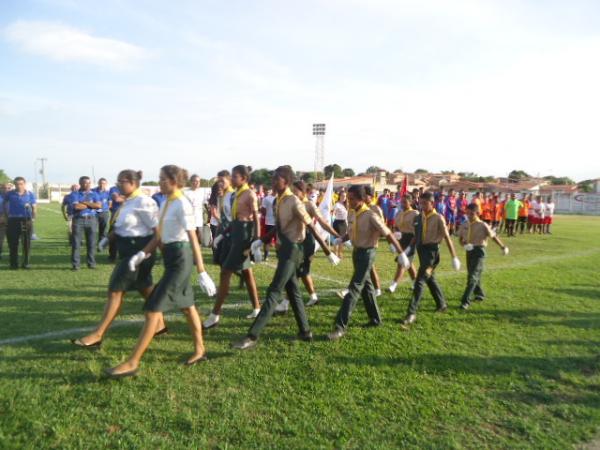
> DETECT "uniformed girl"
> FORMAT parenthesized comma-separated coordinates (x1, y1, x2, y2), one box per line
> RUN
(71, 170, 166, 348)
(203, 165, 261, 329)
(275, 180, 340, 313)
(328, 185, 408, 341)
(104, 165, 217, 379)
(232, 166, 339, 350)
(332, 191, 349, 258)
(458, 203, 508, 310)
(388, 194, 418, 293)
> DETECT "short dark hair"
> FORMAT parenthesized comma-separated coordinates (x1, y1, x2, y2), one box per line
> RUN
(98, 177, 107, 183)
(217, 170, 231, 178)
(467, 203, 480, 212)
(160, 165, 189, 189)
(292, 180, 306, 193)
(232, 165, 252, 180)
(420, 192, 434, 202)
(364, 185, 374, 197)
(347, 184, 367, 201)
(274, 166, 294, 185)
(79, 176, 90, 184)
(403, 193, 413, 201)
(13, 176, 26, 183)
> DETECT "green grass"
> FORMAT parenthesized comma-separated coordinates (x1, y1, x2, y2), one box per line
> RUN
(1, 204, 600, 449)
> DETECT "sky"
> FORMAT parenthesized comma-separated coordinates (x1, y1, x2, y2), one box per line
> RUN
(1, 0, 599, 184)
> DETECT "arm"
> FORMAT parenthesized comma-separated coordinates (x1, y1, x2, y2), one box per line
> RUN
(385, 232, 405, 253)
(443, 230, 458, 259)
(307, 223, 335, 256)
(31, 204, 37, 220)
(188, 229, 206, 273)
(314, 214, 339, 238)
(492, 234, 506, 250)
(61, 203, 68, 221)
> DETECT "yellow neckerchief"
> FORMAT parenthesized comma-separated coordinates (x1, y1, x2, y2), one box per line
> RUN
(158, 189, 183, 239)
(352, 203, 370, 241)
(220, 185, 234, 215)
(276, 187, 294, 222)
(398, 205, 414, 226)
(109, 188, 141, 226)
(231, 183, 250, 219)
(422, 209, 437, 241)
(467, 216, 482, 243)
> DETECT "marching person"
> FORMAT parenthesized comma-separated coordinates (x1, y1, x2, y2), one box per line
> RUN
(260, 187, 276, 261)
(184, 174, 206, 244)
(203, 165, 262, 329)
(275, 180, 340, 313)
(61, 184, 79, 244)
(71, 170, 166, 348)
(93, 178, 111, 249)
(388, 194, 418, 293)
(401, 192, 461, 328)
(71, 176, 101, 270)
(328, 185, 409, 341)
(4, 177, 36, 269)
(232, 166, 340, 350)
(108, 183, 124, 262)
(104, 165, 217, 378)
(332, 191, 349, 258)
(458, 203, 509, 310)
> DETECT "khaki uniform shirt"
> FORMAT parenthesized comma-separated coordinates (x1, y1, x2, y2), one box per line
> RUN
(234, 189, 258, 221)
(277, 194, 312, 243)
(458, 219, 494, 247)
(304, 200, 322, 221)
(395, 209, 418, 234)
(370, 204, 384, 220)
(348, 207, 391, 248)
(420, 211, 448, 245)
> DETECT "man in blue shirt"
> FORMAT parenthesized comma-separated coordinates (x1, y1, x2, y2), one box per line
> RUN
(71, 176, 101, 270)
(0, 183, 8, 260)
(3, 177, 36, 269)
(151, 191, 166, 207)
(108, 184, 124, 262)
(61, 184, 79, 245)
(93, 178, 111, 248)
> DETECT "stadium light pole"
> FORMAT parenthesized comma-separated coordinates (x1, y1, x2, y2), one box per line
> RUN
(313, 123, 326, 180)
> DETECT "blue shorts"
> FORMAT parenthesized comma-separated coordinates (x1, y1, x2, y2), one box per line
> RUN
(445, 212, 456, 225)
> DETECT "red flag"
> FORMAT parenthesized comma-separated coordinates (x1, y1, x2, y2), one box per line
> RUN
(400, 175, 408, 197)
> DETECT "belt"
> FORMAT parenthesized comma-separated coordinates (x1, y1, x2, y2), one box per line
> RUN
(163, 241, 190, 249)
(74, 215, 97, 220)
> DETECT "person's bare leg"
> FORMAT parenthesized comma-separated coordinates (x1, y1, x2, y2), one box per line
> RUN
(370, 266, 381, 291)
(302, 275, 316, 296)
(393, 266, 405, 284)
(139, 285, 166, 332)
(78, 291, 124, 344)
(242, 268, 261, 309)
(182, 307, 206, 363)
(408, 265, 417, 281)
(109, 311, 161, 374)
(212, 269, 234, 315)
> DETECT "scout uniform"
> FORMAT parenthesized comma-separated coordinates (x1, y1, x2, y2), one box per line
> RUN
(333, 204, 391, 331)
(394, 206, 418, 260)
(144, 190, 197, 313)
(458, 218, 495, 306)
(108, 190, 158, 293)
(297, 199, 322, 278)
(248, 188, 313, 338)
(221, 184, 256, 272)
(213, 186, 234, 265)
(406, 210, 448, 316)
(5, 189, 36, 269)
(108, 185, 123, 261)
(93, 186, 111, 242)
(71, 189, 101, 269)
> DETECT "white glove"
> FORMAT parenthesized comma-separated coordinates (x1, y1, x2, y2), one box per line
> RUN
(452, 256, 461, 271)
(327, 253, 341, 266)
(198, 271, 217, 297)
(389, 243, 398, 254)
(98, 237, 109, 251)
(344, 240, 353, 249)
(502, 246, 509, 256)
(464, 244, 474, 252)
(128, 251, 147, 272)
(393, 231, 402, 240)
(333, 237, 344, 246)
(250, 239, 263, 253)
(212, 234, 224, 249)
(396, 252, 410, 269)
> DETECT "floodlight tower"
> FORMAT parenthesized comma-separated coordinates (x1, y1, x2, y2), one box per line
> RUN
(313, 123, 326, 174)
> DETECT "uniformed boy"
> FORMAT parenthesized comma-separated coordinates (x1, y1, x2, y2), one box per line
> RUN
(93, 178, 112, 249)
(4, 177, 36, 269)
(388, 193, 418, 293)
(71, 176, 101, 270)
(232, 166, 339, 350)
(328, 185, 409, 341)
(401, 192, 460, 328)
(458, 203, 509, 309)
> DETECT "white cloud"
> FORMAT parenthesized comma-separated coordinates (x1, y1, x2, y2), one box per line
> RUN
(4, 20, 149, 68)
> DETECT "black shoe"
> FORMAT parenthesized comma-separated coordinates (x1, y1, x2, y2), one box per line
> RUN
(71, 338, 102, 349)
(154, 327, 168, 337)
(327, 328, 345, 341)
(88, 264, 97, 269)
(9, 265, 18, 270)
(104, 367, 139, 379)
(362, 320, 382, 328)
(460, 302, 470, 310)
(474, 296, 485, 302)
(184, 354, 208, 366)
(232, 336, 258, 350)
(71, 266, 80, 271)
(401, 314, 416, 327)
(297, 330, 313, 342)
(22, 264, 31, 270)
(435, 305, 448, 313)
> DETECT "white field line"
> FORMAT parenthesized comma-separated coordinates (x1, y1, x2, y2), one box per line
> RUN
(3, 249, 597, 347)
(37, 205, 64, 215)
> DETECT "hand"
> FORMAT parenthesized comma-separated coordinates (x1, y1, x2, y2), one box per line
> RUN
(389, 243, 398, 254)
(344, 240, 353, 249)
(98, 237, 109, 251)
(393, 231, 402, 240)
(327, 253, 341, 266)
(464, 244, 474, 252)
(333, 237, 344, 246)
(502, 246, 509, 256)
(452, 256, 461, 271)
(212, 234, 224, 249)
(128, 251, 147, 272)
(396, 252, 410, 269)
(250, 239, 263, 253)
(198, 271, 217, 297)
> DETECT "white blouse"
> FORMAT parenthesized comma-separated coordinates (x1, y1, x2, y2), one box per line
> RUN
(333, 202, 348, 221)
(113, 195, 158, 237)
(184, 188, 205, 228)
(159, 196, 196, 244)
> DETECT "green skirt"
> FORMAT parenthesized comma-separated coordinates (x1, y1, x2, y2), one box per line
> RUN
(108, 235, 155, 292)
(222, 220, 253, 272)
(144, 242, 195, 312)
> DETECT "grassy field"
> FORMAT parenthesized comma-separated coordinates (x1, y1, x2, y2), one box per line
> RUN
(1, 204, 600, 449)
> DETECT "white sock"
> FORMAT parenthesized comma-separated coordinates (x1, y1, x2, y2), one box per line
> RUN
(389, 282, 397, 291)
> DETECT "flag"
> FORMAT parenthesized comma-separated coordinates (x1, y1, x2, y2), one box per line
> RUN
(400, 174, 408, 197)
(314, 173, 334, 252)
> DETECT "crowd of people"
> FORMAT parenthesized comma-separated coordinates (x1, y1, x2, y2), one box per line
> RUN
(1, 167, 556, 378)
